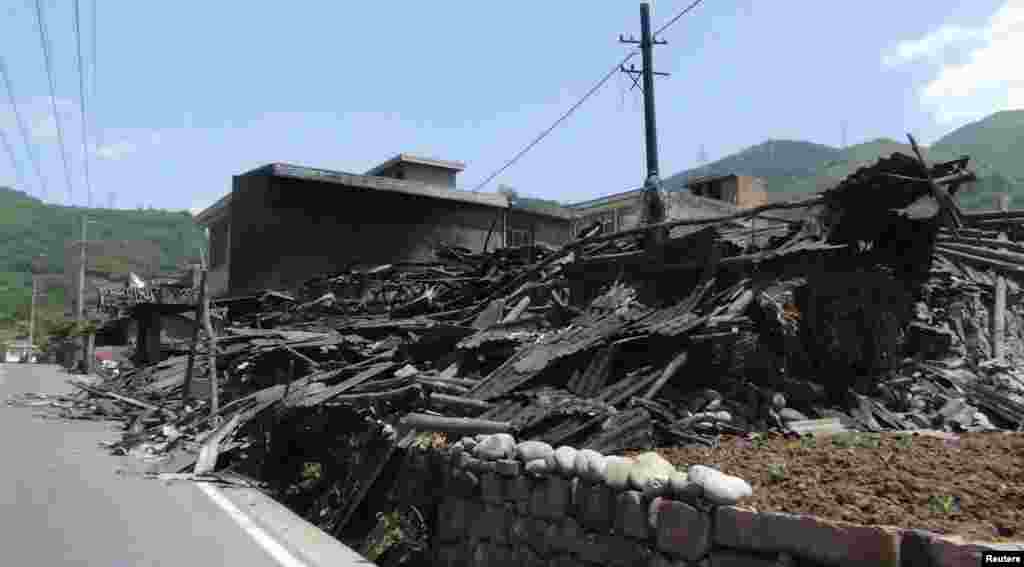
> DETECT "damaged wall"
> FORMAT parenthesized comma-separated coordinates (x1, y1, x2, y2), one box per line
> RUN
(228, 173, 505, 295)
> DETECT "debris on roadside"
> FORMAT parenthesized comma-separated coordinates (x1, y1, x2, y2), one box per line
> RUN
(21, 150, 1024, 558)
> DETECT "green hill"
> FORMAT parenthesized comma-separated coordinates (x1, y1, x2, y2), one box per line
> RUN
(661, 111, 1023, 210)
(663, 140, 843, 196)
(0, 187, 205, 340)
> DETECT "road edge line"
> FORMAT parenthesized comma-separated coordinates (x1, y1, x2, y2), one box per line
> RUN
(197, 481, 310, 567)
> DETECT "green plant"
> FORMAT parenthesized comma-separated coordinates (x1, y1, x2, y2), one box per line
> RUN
(364, 511, 405, 561)
(855, 434, 881, 449)
(893, 434, 912, 450)
(799, 434, 817, 449)
(928, 494, 959, 515)
(766, 462, 787, 483)
(301, 462, 322, 482)
(831, 433, 855, 449)
(750, 433, 770, 450)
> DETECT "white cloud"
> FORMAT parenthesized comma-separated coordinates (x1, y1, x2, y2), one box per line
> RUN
(884, 1, 1024, 124)
(95, 141, 138, 161)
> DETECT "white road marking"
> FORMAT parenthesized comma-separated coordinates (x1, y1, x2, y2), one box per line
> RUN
(196, 481, 311, 567)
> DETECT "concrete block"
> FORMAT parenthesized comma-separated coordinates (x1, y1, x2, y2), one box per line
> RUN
(481, 471, 504, 504)
(495, 458, 522, 476)
(505, 473, 531, 499)
(575, 479, 614, 533)
(647, 552, 688, 567)
(438, 497, 482, 543)
(603, 534, 654, 567)
(470, 503, 511, 544)
(715, 506, 901, 567)
(653, 498, 711, 561)
(574, 533, 614, 565)
(615, 490, 650, 540)
(516, 544, 546, 567)
(508, 514, 530, 549)
(709, 550, 781, 567)
(435, 542, 469, 567)
(530, 476, 571, 519)
(525, 517, 554, 556)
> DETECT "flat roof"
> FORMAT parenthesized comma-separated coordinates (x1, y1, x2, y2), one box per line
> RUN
(567, 188, 645, 210)
(194, 162, 507, 224)
(365, 154, 466, 177)
(684, 173, 741, 186)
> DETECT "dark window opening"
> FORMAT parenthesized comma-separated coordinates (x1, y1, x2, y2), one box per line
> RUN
(209, 221, 229, 268)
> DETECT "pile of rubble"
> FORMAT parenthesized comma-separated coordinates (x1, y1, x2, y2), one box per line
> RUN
(18, 150, 1024, 557)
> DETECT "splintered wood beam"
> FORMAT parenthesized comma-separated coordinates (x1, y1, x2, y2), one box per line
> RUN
(399, 413, 513, 435)
(907, 133, 963, 231)
(642, 350, 689, 400)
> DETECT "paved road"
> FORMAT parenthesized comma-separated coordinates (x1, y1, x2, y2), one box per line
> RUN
(0, 363, 284, 567)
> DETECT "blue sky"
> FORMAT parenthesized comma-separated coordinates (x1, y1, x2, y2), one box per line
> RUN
(0, 0, 1019, 213)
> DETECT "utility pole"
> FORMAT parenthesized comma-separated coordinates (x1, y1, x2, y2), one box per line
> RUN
(77, 215, 87, 322)
(620, 2, 671, 251)
(28, 272, 37, 360)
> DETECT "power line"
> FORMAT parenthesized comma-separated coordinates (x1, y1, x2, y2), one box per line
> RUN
(90, 0, 101, 152)
(0, 56, 48, 199)
(654, 0, 707, 37)
(1, 126, 28, 191)
(471, 51, 638, 193)
(74, 0, 93, 207)
(34, 0, 75, 206)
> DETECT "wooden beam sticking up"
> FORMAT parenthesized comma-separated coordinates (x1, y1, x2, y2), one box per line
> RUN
(906, 133, 963, 231)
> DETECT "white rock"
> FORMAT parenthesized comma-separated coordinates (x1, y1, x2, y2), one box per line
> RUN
(778, 408, 807, 422)
(602, 456, 635, 490)
(524, 458, 550, 475)
(573, 449, 607, 482)
(515, 440, 554, 463)
(546, 446, 578, 476)
(688, 464, 752, 505)
(474, 433, 516, 460)
(628, 452, 675, 494)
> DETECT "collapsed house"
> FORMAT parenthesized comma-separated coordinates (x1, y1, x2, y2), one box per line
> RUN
(18, 150, 1024, 563)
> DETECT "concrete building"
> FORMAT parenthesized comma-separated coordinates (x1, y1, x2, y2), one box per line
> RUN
(567, 186, 749, 236)
(195, 154, 573, 298)
(685, 174, 769, 209)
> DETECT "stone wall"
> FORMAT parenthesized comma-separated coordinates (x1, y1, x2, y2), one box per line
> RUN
(391, 433, 1024, 567)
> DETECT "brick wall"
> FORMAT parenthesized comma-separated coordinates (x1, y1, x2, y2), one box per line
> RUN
(389, 433, 1023, 567)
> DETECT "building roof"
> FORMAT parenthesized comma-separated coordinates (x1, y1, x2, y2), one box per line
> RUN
(195, 162, 508, 226)
(365, 154, 466, 176)
(566, 188, 645, 211)
(684, 173, 743, 187)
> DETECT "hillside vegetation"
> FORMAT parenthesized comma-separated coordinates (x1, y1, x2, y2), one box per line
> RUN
(0, 187, 205, 342)
(662, 110, 1023, 211)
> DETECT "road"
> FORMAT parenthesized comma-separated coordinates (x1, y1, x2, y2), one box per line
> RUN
(0, 363, 285, 567)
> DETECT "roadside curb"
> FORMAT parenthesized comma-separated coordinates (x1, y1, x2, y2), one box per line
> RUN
(200, 476, 376, 567)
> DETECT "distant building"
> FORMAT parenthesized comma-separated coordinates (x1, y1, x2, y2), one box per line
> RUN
(685, 174, 768, 209)
(195, 154, 573, 298)
(567, 187, 749, 236)
(3, 339, 35, 363)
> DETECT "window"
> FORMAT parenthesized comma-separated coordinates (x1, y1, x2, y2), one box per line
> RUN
(508, 228, 532, 248)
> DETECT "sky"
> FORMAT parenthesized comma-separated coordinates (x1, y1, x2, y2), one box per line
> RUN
(0, 0, 1020, 214)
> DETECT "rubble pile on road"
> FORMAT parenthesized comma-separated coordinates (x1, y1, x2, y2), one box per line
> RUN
(24, 150, 1024, 559)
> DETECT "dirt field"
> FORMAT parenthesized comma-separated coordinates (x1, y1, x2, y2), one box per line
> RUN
(632, 431, 1024, 542)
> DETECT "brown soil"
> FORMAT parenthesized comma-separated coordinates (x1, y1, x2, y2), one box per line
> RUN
(630, 431, 1024, 542)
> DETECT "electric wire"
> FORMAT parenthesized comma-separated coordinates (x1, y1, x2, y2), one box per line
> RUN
(34, 0, 75, 205)
(470, 51, 638, 193)
(74, 0, 93, 207)
(0, 56, 48, 199)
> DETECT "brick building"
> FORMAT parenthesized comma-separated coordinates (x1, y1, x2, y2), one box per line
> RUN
(685, 174, 769, 209)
